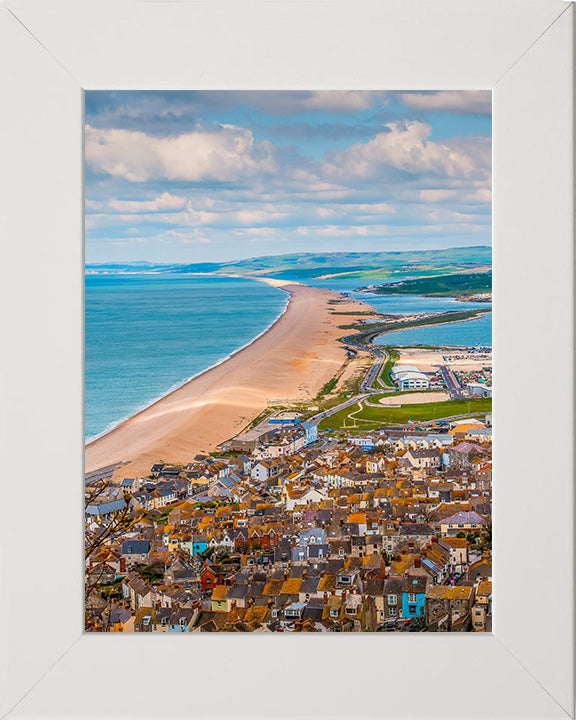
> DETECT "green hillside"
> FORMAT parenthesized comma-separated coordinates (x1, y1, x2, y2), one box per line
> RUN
(86, 247, 492, 279)
(365, 271, 492, 298)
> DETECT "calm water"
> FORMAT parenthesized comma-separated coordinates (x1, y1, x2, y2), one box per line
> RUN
(294, 276, 492, 347)
(295, 276, 491, 315)
(85, 275, 287, 442)
(374, 311, 492, 348)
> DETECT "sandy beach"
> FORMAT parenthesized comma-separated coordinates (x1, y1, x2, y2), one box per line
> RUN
(85, 278, 377, 477)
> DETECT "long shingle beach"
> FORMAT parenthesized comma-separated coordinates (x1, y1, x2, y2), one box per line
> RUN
(85, 277, 376, 477)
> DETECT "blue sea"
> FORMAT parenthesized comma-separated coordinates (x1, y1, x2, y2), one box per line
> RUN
(85, 275, 287, 442)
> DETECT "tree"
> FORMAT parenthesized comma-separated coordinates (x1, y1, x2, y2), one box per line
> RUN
(408, 616, 426, 632)
(85, 480, 137, 604)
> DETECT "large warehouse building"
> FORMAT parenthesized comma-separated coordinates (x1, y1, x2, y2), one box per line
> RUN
(392, 365, 430, 390)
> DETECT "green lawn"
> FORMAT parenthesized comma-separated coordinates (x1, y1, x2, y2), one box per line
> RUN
(319, 397, 491, 431)
(375, 347, 399, 389)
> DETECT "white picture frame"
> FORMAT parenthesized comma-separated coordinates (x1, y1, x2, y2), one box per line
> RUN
(0, 0, 573, 718)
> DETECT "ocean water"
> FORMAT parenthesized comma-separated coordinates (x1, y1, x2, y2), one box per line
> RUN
(85, 274, 287, 442)
(374, 311, 492, 348)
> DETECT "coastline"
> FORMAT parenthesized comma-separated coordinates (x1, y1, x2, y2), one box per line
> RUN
(85, 277, 377, 477)
(85, 275, 291, 445)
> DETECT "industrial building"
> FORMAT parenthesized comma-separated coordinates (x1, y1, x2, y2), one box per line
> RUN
(391, 365, 430, 390)
(466, 382, 492, 398)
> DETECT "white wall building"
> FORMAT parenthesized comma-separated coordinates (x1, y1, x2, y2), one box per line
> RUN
(391, 365, 430, 390)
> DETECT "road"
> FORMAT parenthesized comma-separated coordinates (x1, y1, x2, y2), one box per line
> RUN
(439, 364, 463, 399)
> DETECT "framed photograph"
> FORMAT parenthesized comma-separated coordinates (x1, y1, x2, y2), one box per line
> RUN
(1, 1, 573, 718)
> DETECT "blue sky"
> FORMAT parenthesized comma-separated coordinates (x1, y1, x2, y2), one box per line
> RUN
(85, 91, 491, 264)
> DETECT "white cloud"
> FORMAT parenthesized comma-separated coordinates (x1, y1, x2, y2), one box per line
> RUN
(428, 208, 478, 223)
(399, 91, 491, 115)
(418, 189, 458, 202)
(109, 192, 188, 212)
(322, 121, 490, 182)
(85, 123, 276, 182)
(238, 90, 388, 116)
(297, 225, 374, 237)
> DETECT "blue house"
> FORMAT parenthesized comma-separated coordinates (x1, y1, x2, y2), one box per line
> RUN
(401, 576, 427, 619)
(169, 608, 194, 632)
(301, 421, 318, 445)
(191, 534, 208, 555)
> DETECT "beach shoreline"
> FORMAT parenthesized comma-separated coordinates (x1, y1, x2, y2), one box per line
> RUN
(85, 276, 377, 477)
(84, 276, 292, 446)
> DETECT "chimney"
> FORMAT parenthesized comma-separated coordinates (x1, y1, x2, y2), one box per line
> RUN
(323, 592, 328, 601)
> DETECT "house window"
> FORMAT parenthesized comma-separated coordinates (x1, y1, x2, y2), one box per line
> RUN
(339, 548, 344, 557)
(408, 605, 416, 615)
(330, 609, 339, 618)
(388, 595, 397, 605)
(389, 607, 396, 616)
(407, 593, 417, 603)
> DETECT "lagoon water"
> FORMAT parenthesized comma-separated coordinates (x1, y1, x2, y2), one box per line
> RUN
(297, 276, 490, 316)
(297, 276, 492, 346)
(374, 311, 492, 348)
(85, 274, 287, 442)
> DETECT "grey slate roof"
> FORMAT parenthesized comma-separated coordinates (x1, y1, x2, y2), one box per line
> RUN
(86, 499, 127, 515)
(121, 540, 150, 555)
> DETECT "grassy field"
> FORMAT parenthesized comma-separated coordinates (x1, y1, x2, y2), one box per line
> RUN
(319, 396, 491, 431)
(375, 347, 399, 389)
(368, 271, 492, 298)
